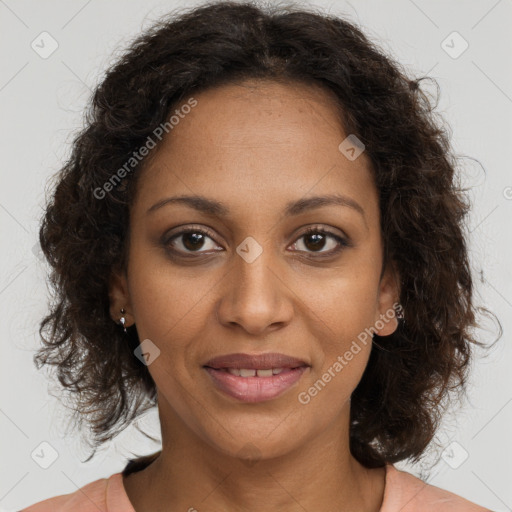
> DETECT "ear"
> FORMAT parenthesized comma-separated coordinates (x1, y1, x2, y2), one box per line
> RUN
(108, 265, 134, 328)
(374, 260, 401, 336)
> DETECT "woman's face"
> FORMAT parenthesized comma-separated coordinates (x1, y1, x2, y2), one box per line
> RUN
(110, 79, 399, 460)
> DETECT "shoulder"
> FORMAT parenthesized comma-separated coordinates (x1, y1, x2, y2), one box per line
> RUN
(19, 473, 132, 512)
(381, 464, 493, 512)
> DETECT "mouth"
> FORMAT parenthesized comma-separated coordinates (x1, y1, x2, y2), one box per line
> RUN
(203, 352, 310, 403)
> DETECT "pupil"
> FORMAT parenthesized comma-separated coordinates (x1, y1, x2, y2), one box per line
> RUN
(305, 233, 325, 251)
(183, 232, 204, 251)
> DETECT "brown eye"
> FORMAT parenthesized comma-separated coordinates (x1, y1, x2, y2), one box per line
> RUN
(165, 228, 221, 255)
(290, 227, 349, 255)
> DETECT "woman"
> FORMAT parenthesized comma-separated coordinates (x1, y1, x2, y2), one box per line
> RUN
(22, 1, 498, 510)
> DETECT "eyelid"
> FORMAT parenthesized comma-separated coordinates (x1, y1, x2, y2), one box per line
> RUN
(299, 224, 347, 240)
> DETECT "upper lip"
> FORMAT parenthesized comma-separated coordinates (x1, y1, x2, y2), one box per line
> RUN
(203, 352, 310, 370)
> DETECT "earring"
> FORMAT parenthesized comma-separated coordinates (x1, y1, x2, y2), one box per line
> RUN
(119, 308, 127, 333)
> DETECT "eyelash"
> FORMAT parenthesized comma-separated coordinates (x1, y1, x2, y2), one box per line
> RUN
(163, 224, 350, 259)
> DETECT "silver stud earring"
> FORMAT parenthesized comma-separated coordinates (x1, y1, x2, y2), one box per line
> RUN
(119, 308, 127, 333)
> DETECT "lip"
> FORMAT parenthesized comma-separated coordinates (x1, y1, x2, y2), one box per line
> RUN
(203, 352, 310, 403)
(203, 352, 309, 370)
(204, 366, 310, 403)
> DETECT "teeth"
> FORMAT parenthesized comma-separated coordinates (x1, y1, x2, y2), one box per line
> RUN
(224, 368, 285, 377)
(256, 369, 273, 377)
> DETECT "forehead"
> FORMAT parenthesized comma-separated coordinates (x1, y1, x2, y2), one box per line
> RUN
(133, 79, 378, 225)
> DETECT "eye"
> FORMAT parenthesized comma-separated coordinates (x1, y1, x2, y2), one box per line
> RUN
(289, 226, 349, 256)
(164, 226, 221, 255)
(163, 225, 350, 258)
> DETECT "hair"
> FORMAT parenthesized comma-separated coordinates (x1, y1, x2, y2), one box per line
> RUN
(36, 0, 501, 468)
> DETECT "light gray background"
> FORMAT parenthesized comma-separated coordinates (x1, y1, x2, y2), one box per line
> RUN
(1, 0, 511, 510)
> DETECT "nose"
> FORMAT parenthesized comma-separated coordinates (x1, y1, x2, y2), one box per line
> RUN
(215, 245, 294, 336)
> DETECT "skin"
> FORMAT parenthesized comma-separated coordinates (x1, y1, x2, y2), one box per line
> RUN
(109, 79, 400, 512)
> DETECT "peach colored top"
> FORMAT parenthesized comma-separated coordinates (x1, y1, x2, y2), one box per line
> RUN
(20, 463, 492, 511)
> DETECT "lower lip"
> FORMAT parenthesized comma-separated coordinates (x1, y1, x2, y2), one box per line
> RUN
(204, 366, 309, 403)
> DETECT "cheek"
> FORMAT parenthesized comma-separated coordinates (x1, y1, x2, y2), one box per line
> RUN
(309, 266, 381, 344)
(298, 254, 381, 385)
(296, 276, 375, 414)
(127, 243, 217, 344)
(316, 289, 374, 387)
(323, 285, 378, 348)
(126, 260, 211, 397)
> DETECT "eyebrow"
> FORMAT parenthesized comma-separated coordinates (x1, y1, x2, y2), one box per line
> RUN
(147, 193, 366, 225)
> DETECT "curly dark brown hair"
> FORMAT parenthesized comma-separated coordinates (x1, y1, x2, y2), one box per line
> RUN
(36, 0, 500, 468)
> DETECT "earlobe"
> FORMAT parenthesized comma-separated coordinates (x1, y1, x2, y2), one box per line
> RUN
(108, 266, 134, 327)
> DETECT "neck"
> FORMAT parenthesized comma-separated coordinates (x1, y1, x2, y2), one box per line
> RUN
(123, 399, 386, 512)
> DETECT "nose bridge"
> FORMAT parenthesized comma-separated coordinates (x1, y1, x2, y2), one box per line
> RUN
(236, 238, 277, 300)
(216, 235, 292, 334)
